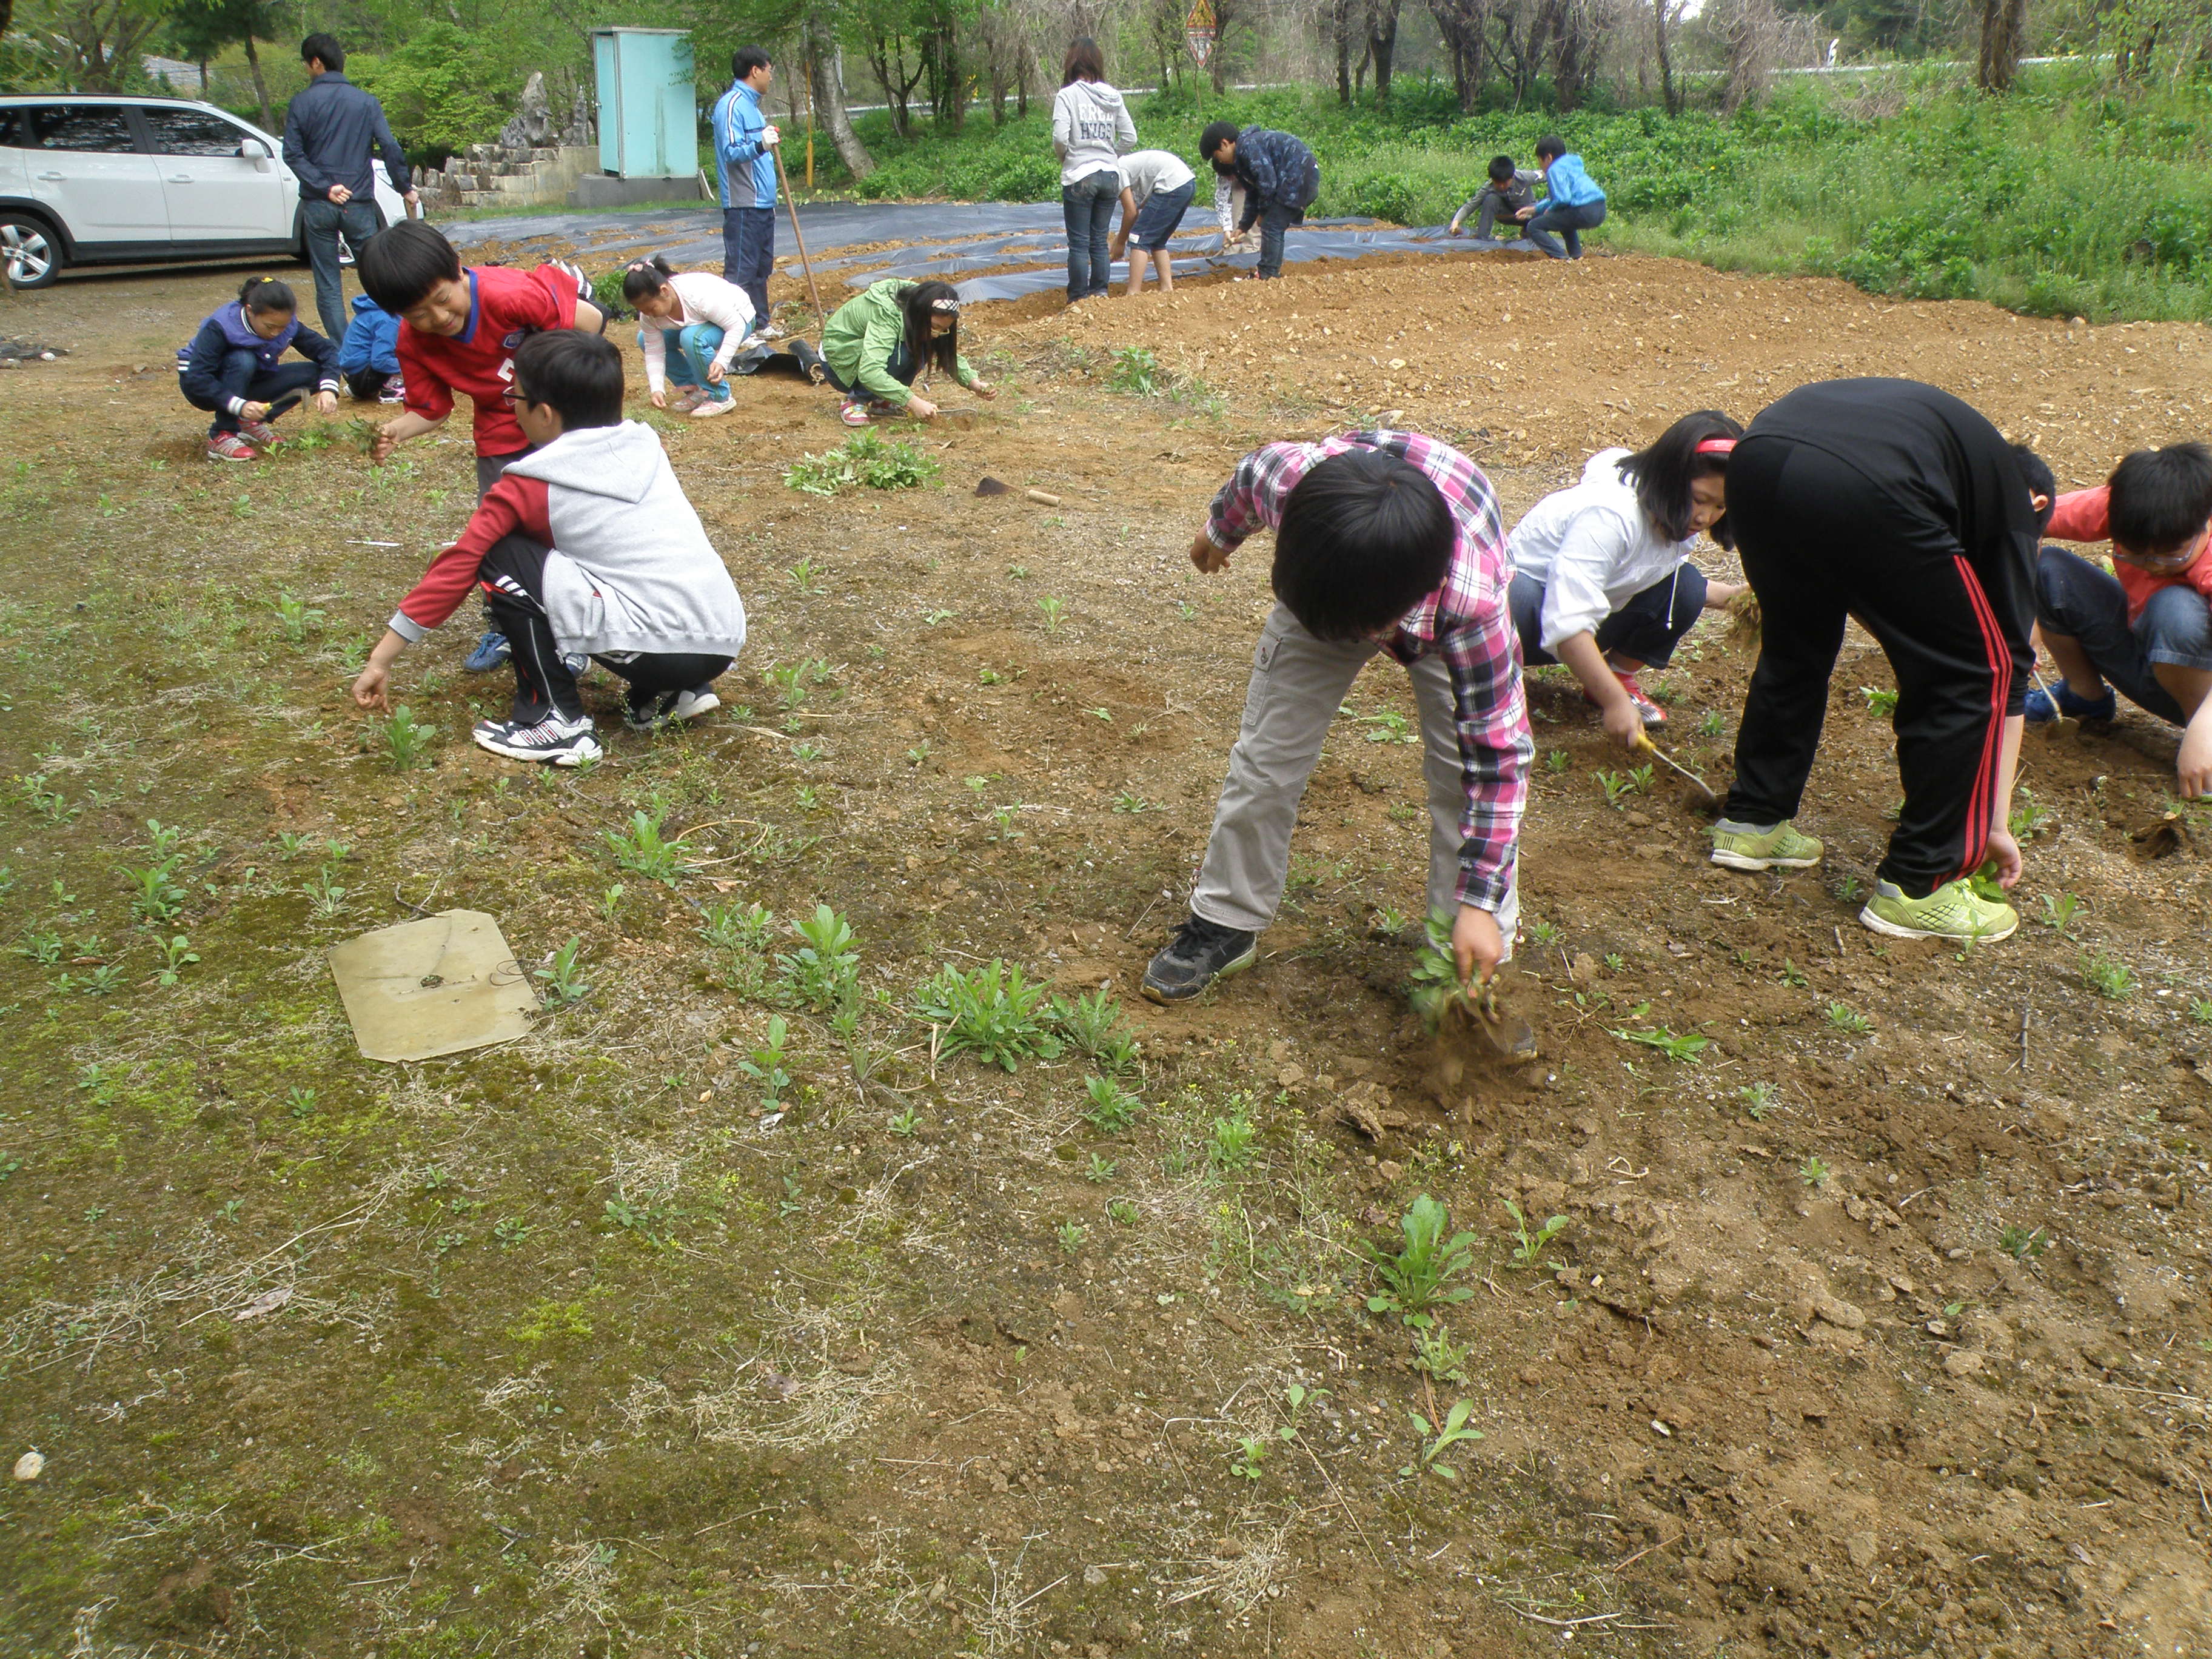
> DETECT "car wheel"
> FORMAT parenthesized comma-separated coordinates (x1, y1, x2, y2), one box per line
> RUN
(0, 212, 62, 289)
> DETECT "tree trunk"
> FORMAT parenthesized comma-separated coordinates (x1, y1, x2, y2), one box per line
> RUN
(805, 13, 874, 180)
(1367, 0, 1403, 99)
(240, 33, 273, 131)
(1976, 0, 2028, 91)
(1336, 0, 1353, 102)
(1654, 0, 1682, 115)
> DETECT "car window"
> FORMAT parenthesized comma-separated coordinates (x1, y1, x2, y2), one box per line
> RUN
(142, 107, 249, 157)
(21, 105, 139, 153)
(0, 110, 24, 148)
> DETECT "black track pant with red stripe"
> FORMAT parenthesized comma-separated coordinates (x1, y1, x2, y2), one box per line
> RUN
(1723, 436, 2026, 898)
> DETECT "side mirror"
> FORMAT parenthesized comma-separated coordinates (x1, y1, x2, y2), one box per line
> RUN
(241, 136, 273, 172)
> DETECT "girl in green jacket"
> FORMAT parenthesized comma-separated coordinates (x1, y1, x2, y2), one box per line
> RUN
(820, 278, 994, 426)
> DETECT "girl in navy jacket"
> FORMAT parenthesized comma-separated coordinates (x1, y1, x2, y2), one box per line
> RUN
(176, 276, 340, 462)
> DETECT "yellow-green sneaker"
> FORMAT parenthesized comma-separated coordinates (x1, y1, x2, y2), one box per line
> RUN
(1858, 879, 2018, 942)
(1709, 819, 1825, 871)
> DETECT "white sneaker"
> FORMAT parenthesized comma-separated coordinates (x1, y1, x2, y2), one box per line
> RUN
(689, 394, 739, 419)
(624, 685, 720, 731)
(472, 712, 602, 766)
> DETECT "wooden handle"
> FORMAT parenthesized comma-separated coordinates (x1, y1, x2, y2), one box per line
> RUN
(1025, 489, 1061, 507)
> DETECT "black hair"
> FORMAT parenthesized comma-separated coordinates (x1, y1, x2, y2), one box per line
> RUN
(732, 45, 771, 81)
(2106, 441, 2212, 552)
(1272, 449, 1455, 641)
(1200, 121, 1239, 168)
(1062, 36, 1105, 85)
(1487, 154, 1517, 184)
(1535, 133, 1566, 161)
(1617, 409, 1743, 547)
(900, 280, 962, 380)
(238, 274, 295, 313)
(300, 33, 343, 70)
(513, 330, 624, 430)
(2009, 443, 2057, 535)
(356, 219, 462, 314)
(622, 253, 678, 306)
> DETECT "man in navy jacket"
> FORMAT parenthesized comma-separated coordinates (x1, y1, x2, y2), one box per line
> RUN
(1199, 123, 1319, 280)
(283, 33, 417, 342)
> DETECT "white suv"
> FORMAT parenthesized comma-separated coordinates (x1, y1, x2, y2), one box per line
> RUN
(0, 95, 407, 289)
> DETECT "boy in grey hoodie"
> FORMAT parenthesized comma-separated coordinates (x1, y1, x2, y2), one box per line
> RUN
(1053, 38, 1137, 303)
(350, 332, 748, 766)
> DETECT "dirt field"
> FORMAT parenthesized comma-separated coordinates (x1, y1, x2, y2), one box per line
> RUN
(2, 235, 2209, 1659)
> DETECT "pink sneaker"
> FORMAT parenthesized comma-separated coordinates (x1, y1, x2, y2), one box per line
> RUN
(206, 433, 256, 463)
(1583, 670, 1665, 726)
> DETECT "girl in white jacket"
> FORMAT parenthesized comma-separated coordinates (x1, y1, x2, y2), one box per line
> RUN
(622, 256, 757, 419)
(1052, 37, 1136, 304)
(1507, 411, 1746, 745)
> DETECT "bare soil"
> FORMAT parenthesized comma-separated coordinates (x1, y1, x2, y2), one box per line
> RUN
(1, 238, 2208, 1659)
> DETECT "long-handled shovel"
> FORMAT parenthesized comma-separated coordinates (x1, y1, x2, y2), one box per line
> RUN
(769, 145, 826, 337)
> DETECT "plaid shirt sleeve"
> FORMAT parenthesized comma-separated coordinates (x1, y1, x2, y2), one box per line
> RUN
(1370, 432, 1531, 914)
(1202, 441, 1315, 549)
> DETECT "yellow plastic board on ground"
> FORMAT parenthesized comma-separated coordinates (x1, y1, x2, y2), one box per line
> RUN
(326, 909, 537, 1063)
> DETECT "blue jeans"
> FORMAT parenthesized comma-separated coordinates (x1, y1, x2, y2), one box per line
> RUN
(642, 322, 730, 402)
(1509, 563, 1708, 669)
(1062, 169, 1119, 300)
(1524, 199, 1606, 260)
(179, 349, 323, 437)
(1131, 180, 1196, 250)
(2035, 545, 2212, 725)
(721, 205, 775, 321)
(302, 195, 387, 343)
(820, 341, 915, 401)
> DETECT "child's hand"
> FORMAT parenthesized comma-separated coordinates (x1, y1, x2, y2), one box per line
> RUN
(651, 387, 667, 410)
(706, 362, 726, 384)
(1515, 205, 1536, 221)
(351, 662, 392, 712)
(1189, 531, 1230, 573)
(2180, 716, 2212, 798)
(314, 390, 338, 415)
(1447, 222, 1464, 238)
(240, 400, 271, 424)
(971, 380, 996, 400)
(1982, 825, 2023, 888)
(1602, 699, 1645, 749)
(1452, 904, 1504, 987)
(905, 393, 939, 419)
(370, 424, 401, 466)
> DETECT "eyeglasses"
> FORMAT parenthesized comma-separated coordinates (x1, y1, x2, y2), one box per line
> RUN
(2120, 527, 2210, 574)
(500, 384, 528, 406)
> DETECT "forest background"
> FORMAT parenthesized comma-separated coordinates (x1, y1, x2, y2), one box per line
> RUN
(1, 0, 2209, 320)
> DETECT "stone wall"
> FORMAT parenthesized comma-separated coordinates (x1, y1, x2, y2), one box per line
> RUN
(414, 71, 599, 215)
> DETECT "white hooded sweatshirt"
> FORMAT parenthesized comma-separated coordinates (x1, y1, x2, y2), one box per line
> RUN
(1052, 79, 1136, 187)
(1506, 447, 1698, 655)
(503, 421, 748, 659)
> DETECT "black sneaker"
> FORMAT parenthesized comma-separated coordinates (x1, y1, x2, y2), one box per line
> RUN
(1142, 914, 1258, 1004)
(472, 712, 602, 766)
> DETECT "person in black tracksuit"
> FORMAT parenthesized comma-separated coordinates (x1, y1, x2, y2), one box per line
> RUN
(1714, 378, 2054, 941)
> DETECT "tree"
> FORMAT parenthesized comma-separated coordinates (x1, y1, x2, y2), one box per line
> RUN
(20, 0, 176, 90)
(164, 0, 277, 127)
(1365, 0, 1404, 97)
(804, 3, 876, 178)
(1652, 0, 1686, 114)
(1975, 0, 2028, 87)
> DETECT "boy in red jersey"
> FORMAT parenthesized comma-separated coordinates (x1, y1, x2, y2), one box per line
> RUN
(357, 220, 609, 669)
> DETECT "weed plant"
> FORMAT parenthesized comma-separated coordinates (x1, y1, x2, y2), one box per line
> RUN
(783, 431, 942, 496)
(913, 959, 1063, 1070)
(1364, 1195, 1477, 1327)
(2080, 951, 2137, 999)
(604, 807, 690, 885)
(774, 905, 860, 1013)
(1501, 1200, 1567, 1270)
(1081, 1074, 1142, 1133)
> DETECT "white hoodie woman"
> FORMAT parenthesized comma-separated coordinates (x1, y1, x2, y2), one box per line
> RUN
(1052, 36, 1136, 303)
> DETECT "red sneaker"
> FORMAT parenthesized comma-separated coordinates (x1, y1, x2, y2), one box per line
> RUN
(206, 433, 256, 463)
(240, 419, 281, 448)
(1584, 671, 1666, 727)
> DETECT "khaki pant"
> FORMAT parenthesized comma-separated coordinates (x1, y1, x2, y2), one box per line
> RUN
(1191, 604, 1519, 948)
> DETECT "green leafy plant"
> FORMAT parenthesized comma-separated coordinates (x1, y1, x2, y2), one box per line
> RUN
(783, 431, 942, 495)
(913, 960, 1062, 1070)
(2191, 997, 2212, 1025)
(776, 904, 860, 1013)
(2038, 892, 2082, 936)
(1081, 1073, 1142, 1133)
(1778, 957, 1809, 988)
(1695, 710, 1727, 738)
(1084, 1151, 1118, 1184)
(303, 865, 347, 919)
(153, 934, 198, 987)
(1107, 1198, 1139, 1227)
(1036, 595, 1067, 633)
(1210, 1107, 1256, 1171)
(1364, 1195, 1477, 1328)
(2080, 951, 2137, 999)
(2010, 788, 2054, 840)
(603, 807, 691, 885)
(1056, 1219, 1088, 1253)
(1737, 1081, 1781, 1121)
(739, 1016, 793, 1107)
(286, 1087, 317, 1119)
(271, 591, 325, 642)
(1502, 1199, 1567, 1270)
(888, 1104, 923, 1136)
(1860, 685, 1899, 717)
(1999, 1223, 2048, 1260)
(124, 857, 187, 927)
(1402, 1398, 1484, 1480)
(1610, 1024, 1709, 1063)
(1825, 1002, 1872, 1034)
(787, 556, 826, 594)
(1544, 749, 1570, 774)
(1412, 1324, 1472, 1386)
(535, 937, 589, 1006)
(376, 705, 435, 771)
(1051, 989, 1136, 1068)
(1107, 344, 1161, 395)
(1798, 1155, 1831, 1188)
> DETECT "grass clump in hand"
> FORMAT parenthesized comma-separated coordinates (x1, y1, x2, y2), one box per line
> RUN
(2080, 951, 2136, 999)
(783, 431, 941, 496)
(1364, 1194, 1477, 1328)
(913, 959, 1062, 1071)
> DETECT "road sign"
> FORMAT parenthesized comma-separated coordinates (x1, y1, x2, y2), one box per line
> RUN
(1184, 0, 1216, 67)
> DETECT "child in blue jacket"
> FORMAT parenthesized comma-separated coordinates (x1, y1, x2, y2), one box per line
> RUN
(338, 293, 403, 403)
(176, 276, 340, 463)
(1517, 136, 1607, 261)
